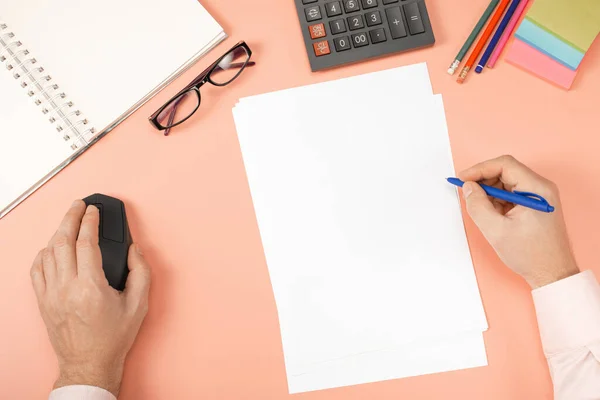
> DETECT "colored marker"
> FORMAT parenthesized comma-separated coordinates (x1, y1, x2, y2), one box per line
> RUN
(457, 0, 510, 83)
(488, 0, 530, 68)
(447, 0, 500, 75)
(476, 0, 522, 73)
(447, 178, 555, 213)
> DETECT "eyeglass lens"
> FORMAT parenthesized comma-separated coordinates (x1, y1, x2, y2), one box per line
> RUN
(209, 46, 250, 85)
(156, 45, 250, 130)
(156, 89, 200, 129)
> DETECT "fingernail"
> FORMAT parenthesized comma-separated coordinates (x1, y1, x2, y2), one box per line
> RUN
(136, 244, 144, 256)
(463, 183, 473, 199)
(71, 200, 81, 208)
(85, 205, 96, 214)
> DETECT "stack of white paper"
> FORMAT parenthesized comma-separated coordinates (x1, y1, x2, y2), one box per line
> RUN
(232, 63, 488, 394)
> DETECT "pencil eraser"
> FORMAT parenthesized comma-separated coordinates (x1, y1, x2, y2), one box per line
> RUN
(447, 60, 460, 75)
(475, 65, 484, 74)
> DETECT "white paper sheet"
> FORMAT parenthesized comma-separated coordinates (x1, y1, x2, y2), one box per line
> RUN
(288, 332, 487, 394)
(239, 63, 433, 106)
(232, 64, 488, 392)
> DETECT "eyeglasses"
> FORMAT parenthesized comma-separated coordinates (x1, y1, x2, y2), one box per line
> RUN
(149, 41, 254, 136)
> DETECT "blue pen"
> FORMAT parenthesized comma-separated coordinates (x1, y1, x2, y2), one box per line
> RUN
(475, 0, 522, 73)
(447, 177, 555, 213)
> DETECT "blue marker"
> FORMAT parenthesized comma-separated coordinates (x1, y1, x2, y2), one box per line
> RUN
(447, 177, 555, 213)
(475, 0, 522, 73)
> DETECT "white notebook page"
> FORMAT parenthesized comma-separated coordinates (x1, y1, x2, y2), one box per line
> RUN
(0, 0, 224, 133)
(0, 69, 73, 212)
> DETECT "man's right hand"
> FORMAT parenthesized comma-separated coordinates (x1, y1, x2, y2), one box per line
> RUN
(458, 155, 579, 288)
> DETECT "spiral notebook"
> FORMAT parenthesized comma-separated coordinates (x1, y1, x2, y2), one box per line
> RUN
(0, 0, 226, 218)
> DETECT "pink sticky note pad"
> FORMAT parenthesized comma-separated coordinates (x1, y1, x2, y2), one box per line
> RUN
(505, 39, 578, 90)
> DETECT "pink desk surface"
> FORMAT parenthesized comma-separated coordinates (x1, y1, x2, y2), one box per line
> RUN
(1, 1, 600, 399)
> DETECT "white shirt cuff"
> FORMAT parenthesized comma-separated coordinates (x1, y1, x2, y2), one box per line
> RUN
(49, 385, 116, 400)
(533, 270, 600, 356)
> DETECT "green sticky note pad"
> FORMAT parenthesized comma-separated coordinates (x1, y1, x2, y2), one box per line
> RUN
(526, 0, 600, 53)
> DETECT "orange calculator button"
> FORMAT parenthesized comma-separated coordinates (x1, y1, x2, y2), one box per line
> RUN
(313, 40, 331, 56)
(309, 23, 327, 39)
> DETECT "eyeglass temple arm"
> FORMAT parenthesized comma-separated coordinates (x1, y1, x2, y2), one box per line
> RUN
(215, 61, 256, 71)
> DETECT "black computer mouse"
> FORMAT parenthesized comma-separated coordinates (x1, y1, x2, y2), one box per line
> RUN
(83, 194, 132, 291)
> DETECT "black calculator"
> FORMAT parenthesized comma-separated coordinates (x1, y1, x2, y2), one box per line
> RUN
(294, 0, 435, 71)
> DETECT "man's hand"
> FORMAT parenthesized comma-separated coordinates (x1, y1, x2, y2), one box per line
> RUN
(30, 200, 150, 397)
(458, 155, 579, 288)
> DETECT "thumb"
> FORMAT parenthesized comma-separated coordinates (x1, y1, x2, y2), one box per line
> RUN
(462, 182, 502, 232)
(124, 244, 151, 314)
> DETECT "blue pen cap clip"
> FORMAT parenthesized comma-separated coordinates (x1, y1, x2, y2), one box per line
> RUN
(514, 191, 550, 205)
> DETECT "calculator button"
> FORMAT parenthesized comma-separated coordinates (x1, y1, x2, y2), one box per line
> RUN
(330, 19, 347, 34)
(334, 36, 352, 51)
(385, 7, 407, 39)
(365, 10, 382, 26)
(309, 23, 327, 39)
(403, 2, 425, 34)
(343, 0, 361, 13)
(382, 0, 398, 3)
(313, 40, 331, 56)
(369, 28, 387, 43)
(361, 0, 378, 9)
(347, 15, 365, 30)
(305, 5, 322, 22)
(325, 1, 343, 17)
(302, 0, 318, 3)
(351, 32, 369, 47)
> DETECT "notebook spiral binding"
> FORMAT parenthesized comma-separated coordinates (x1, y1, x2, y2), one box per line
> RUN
(0, 21, 95, 150)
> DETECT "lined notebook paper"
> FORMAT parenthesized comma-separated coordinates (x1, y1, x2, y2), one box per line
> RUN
(233, 64, 488, 393)
(0, 0, 226, 218)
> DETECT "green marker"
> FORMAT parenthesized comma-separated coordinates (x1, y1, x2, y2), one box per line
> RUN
(448, 0, 500, 75)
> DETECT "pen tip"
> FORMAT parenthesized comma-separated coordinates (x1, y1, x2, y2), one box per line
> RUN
(447, 68, 455, 75)
(475, 66, 483, 74)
